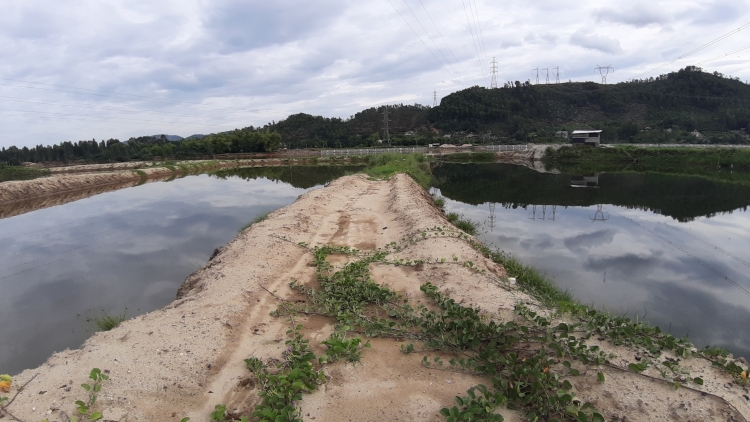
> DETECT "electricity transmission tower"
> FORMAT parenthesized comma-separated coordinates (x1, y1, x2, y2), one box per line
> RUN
(541, 68, 549, 84)
(590, 204, 608, 222)
(532, 68, 539, 84)
(488, 203, 496, 231)
(553, 67, 560, 84)
(490, 57, 498, 88)
(433, 89, 438, 107)
(595, 65, 614, 84)
(382, 105, 391, 146)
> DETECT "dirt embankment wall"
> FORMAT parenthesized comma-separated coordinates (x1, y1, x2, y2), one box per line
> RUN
(4, 174, 749, 422)
(0, 158, 328, 211)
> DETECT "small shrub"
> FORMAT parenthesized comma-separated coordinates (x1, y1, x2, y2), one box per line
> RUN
(446, 213, 477, 235)
(239, 211, 272, 232)
(87, 310, 127, 332)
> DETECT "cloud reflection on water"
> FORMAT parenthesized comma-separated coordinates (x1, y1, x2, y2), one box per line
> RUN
(440, 192, 750, 358)
(0, 174, 314, 374)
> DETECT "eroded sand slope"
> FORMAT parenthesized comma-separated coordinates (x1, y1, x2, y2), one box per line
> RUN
(8, 174, 750, 422)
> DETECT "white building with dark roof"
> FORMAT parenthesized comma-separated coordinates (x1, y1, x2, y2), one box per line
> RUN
(571, 130, 602, 147)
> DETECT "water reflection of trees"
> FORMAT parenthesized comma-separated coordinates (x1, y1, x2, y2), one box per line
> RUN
(433, 163, 750, 222)
(212, 165, 365, 189)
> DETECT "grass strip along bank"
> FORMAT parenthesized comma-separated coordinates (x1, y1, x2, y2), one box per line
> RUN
(197, 165, 749, 421)
(543, 146, 750, 184)
(0, 164, 50, 182)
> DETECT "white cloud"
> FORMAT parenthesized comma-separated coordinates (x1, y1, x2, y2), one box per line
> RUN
(570, 29, 624, 54)
(594, 4, 669, 27)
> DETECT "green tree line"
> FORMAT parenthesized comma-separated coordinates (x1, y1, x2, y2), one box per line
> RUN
(0, 129, 281, 165)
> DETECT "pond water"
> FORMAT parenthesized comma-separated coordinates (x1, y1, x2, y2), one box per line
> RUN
(433, 163, 750, 359)
(0, 165, 362, 375)
(2, 162, 750, 375)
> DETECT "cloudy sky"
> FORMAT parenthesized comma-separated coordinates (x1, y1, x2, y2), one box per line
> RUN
(1, 0, 749, 148)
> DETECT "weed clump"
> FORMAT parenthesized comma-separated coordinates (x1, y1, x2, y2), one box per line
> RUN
(87, 310, 127, 332)
(446, 212, 477, 235)
(239, 211, 271, 232)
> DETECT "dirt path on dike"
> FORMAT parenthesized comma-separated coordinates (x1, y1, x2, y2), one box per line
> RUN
(6, 174, 750, 422)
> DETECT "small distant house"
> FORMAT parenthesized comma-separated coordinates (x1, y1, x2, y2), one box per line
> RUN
(443, 134, 452, 138)
(404, 131, 416, 136)
(555, 131, 569, 139)
(571, 130, 602, 147)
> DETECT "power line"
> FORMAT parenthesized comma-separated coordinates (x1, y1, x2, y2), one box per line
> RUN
(694, 44, 750, 67)
(0, 95, 221, 120)
(628, 21, 750, 81)
(0, 108, 228, 128)
(400, 0, 464, 79)
(416, 0, 472, 77)
(0, 82, 266, 115)
(460, 0, 490, 87)
(469, 0, 491, 76)
(0, 77, 159, 101)
(614, 211, 750, 299)
(384, 0, 463, 83)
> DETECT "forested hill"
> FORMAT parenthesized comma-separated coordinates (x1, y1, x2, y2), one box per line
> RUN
(271, 67, 750, 145)
(267, 104, 432, 148)
(429, 66, 750, 142)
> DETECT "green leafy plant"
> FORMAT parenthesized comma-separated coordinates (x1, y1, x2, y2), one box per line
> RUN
(73, 368, 109, 421)
(243, 324, 326, 422)
(208, 404, 249, 422)
(440, 384, 506, 422)
(321, 329, 370, 364)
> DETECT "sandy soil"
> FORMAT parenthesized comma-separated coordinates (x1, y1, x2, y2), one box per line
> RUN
(5, 174, 750, 422)
(0, 159, 322, 208)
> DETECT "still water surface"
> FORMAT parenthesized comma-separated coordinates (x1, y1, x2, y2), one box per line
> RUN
(2, 163, 750, 374)
(434, 163, 750, 358)
(0, 165, 361, 374)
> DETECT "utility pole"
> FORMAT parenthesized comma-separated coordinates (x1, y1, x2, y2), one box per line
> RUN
(595, 65, 614, 84)
(382, 105, 391, 147)
(553, 67, 560, 84)
(433, 89, 438, 107)
(532, 68, 539, 85)
(490, 57, 498, 89)
(541, 68, 549, 84)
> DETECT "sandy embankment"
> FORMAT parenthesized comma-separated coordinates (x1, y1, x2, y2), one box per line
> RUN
(0, 158, 321, 215)
(5, 174, 750, 422)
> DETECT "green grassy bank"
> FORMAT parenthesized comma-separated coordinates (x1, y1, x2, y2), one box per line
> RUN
(544, 146, 750, 183)
(0, 165, 50, 183)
